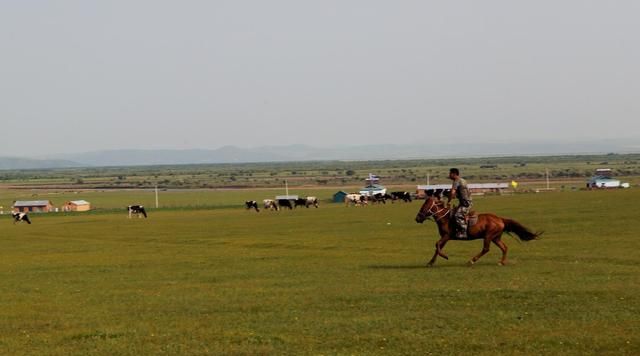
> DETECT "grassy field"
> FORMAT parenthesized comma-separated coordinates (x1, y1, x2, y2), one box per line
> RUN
(1, 188, 639, 355)
(2, 153, 639, 190)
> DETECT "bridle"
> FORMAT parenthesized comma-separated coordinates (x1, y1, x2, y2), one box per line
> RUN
(417, 199, 450, 222)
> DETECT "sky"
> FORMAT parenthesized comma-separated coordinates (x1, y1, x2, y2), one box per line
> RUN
(1, 1, 639, 157)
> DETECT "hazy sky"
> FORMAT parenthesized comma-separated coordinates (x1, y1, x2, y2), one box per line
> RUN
(2, 1, 639, 156)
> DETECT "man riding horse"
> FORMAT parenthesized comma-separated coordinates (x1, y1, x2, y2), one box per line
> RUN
(448, 168, 472, 239)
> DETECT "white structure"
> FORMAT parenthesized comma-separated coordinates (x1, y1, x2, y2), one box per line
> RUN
(417, 183, 510, 195)
(359, 173, 387, 196)
(63, 200, 91, 212)
(587, 168, 621, 188)
(275, 195, 298, 200)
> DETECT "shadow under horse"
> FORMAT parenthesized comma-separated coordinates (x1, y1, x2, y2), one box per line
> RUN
(415, 196, 542, 266)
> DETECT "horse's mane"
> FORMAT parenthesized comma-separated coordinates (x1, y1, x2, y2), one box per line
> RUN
(432, 198, 446, 208)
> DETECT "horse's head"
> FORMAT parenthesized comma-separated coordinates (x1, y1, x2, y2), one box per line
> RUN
(415, 197, 444, 223)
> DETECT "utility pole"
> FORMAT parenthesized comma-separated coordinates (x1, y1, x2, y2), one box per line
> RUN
(546, 168, 550, 190)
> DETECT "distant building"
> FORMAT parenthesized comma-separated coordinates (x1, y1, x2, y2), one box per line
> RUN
(416, 183, 510, 198)
(13, 200, 54, 213)
(588, 168, 621, 188)
(63, 200, 91, 212)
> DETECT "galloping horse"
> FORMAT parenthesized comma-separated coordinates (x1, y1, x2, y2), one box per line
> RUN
(415, 196, 541, 266)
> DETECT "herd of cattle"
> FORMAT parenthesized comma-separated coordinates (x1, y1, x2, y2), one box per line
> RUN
(245, 196, 319, 212)
(344, 191, 412, 206)
(10, 192, 418, 223)
(244, 191, 414, 212)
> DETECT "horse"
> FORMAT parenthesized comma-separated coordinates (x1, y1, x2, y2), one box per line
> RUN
(415, 196, 542, 266)
(128, 205, 147, 218)
(12, 212, 31, 224)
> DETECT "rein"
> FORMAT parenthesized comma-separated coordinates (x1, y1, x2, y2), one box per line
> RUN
(420, 200, 450, 222)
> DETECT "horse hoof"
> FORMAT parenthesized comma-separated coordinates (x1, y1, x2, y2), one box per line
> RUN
(467, 260, 475, 266)
(498, 261, 506, 266)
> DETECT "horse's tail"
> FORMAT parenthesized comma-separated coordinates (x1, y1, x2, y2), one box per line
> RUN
(502, 218, 542, 241)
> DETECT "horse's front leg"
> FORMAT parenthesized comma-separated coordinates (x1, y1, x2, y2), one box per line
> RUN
(427, 237, 449, 267)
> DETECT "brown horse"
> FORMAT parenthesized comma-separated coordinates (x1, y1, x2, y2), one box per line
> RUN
(415, 196, 542, 266)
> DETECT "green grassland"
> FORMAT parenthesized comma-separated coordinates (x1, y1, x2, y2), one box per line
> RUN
(1, 188, 638, 355)
(1, 153, 639, 190)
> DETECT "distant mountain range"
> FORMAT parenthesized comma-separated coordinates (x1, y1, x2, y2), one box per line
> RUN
(1, 139, 639, 170)
(0, 157, 84, 170)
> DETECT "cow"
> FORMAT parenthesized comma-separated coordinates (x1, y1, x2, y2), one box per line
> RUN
(294, 196, 319, 208)
(345, 193, 367, 207)
(245, 200, 260, 212)
(425, 189, 450, 200)
(369, 193, 391, 204)
(294, 198, 307, 208)
(305, 196, 319, 208)
(11, 212, 31, 224)
(263, 199, 279, 211)
(391, 191, 412, 203)
(278, 199, 293, 210)
(128, 205, 147, 218)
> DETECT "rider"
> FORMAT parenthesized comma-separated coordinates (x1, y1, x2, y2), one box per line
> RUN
(447, 168, 472, 239)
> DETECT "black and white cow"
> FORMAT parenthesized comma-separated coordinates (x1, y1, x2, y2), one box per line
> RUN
(263, 199, 279, 211)
(305, 196, 319, 208)
(245, 200, 260, 212)
(277, 199, 293, 210)
(345, 193, 367, 207)
(128, 205, 147, 218)
(425, 189, 450, 200)
(369, 193, 392, 204)
(294, 198, 307, 208)
(11, 212, 31, 224)
(294, 196, 319, 208)
(391, 191, 412, 203)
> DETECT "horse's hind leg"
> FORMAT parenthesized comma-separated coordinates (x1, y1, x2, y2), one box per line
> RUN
(468, 238, 492, 266)
(492, 238, 508, 265)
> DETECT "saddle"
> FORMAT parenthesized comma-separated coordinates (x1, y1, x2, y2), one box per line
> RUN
(448, 208, 478, 239)
(467, 210, 478, 228)
(450, 207, 478, 228)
